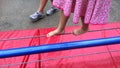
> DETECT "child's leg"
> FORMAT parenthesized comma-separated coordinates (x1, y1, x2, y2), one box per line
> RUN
(73, 16, 89, 35)
(30, 0, 56, 22)
(47, 11, 69, 37)
(38, 0, 53, 13)
(81, 16, 89, 31)
(38, 0, 48, 13)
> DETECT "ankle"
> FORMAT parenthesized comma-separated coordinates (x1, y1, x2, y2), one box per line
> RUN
(82, 27, 88, 31)
(37, 10, 43, 14)
(55, 28, 64, 32)
(82, 26, 89, 31)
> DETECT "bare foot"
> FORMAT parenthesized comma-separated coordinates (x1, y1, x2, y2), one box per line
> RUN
(47, 29, 64, 37)
(72, 28, 88, 36)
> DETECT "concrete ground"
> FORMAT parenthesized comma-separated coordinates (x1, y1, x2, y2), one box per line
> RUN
(0, 0, 120, 31)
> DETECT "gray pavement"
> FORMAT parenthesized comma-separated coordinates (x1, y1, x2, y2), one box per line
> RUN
(0, 0, 120, 31)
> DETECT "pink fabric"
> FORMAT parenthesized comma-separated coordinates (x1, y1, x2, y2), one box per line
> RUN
(53, 0, 112, 24)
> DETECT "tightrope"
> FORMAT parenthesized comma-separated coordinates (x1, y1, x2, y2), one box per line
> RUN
(0, 27, 120, 41)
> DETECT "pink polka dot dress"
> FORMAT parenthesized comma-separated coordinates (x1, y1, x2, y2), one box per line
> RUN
(53, 0, 112, 24)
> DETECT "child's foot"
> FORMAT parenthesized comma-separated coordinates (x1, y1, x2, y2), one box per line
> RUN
(47, 29, 64, 37)
(46, 6, 58, 16)
(29, 12, 45, 22)
(72, 28, 88, 36)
